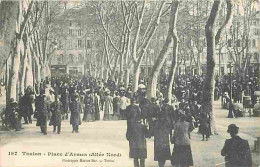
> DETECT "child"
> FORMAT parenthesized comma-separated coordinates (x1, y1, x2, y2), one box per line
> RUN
(198, 113, 210, 141)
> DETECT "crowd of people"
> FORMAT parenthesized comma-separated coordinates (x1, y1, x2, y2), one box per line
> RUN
(1, 73, 258, 167)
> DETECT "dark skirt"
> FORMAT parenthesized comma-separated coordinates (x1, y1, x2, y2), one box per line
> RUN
(171, 145, 193, 166)
(154, 147, 171, 161)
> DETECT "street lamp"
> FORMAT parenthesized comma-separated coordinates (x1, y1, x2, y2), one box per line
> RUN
(227, 59, 233, 118)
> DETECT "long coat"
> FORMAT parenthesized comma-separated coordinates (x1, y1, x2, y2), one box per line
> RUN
(198, 114, 210, 136)
(160, 103, 174, 129)
(154, 119, 171, 161)
(113, 96, 121, 117)
(139, 97, 150, 119)
(83, 93, 95, 121)
(126, 121, 149, 159)
(221, 136, 252, 167)
(126, 104, 141, 129)
(84, 94, 95, 114)
(20, 93, 33, 117)
(173, 121, 190, 145)
(69, 100, 82, 125)
(35, 96, 49, 126)
(61, 91, 69, 112)
(147, 103, 160, 136)
(49, 101, 62, 126)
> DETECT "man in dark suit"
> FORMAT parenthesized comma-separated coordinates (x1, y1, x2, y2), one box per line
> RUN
(35, 91, 49, 135)
(221, 124, 252, 167)
(147, 97, 160, 137)
(126, 114, 149, 167)
(69, 94, 82, 133)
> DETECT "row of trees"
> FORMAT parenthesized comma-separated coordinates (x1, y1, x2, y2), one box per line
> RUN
(0, 0, 65, 103)
(84, 0, 233, 134)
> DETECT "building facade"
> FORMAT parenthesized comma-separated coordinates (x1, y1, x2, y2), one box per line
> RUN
(50, 8, 101, 77)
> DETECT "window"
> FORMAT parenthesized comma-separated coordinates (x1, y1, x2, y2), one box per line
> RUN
(75, 55, 78, 62)
(79, 54, 84, 61)
(78, 29, 82, 36)
(254, 29, 260, 36)
(221, 67, 225, 76)
(78, 40, 82, 48)
(69, 54, 74, 62)
(87, 40, 92, 48)
(58, 54, 63, 64)
(228, 39, 232, 47)
(252, 39, 256, 48)
(253, 21, 257, 26)
(236, 39, 241, 47)
(69, 40, 72, 49)
(70, 21, 72, 26)
(69, 29, 72, 35)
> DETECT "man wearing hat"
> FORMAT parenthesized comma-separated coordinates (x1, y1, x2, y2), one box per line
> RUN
(49, 95, 63, 134)
(69, 94, 82, 133)
(35, 90, 49, 135)
(221, 124, 252, 167)
(160, 98, 174, 138)
(20, 88, 34, 124)
(126, 98, 141, 134)
(147, 97, 159, 137)
(126, 114, 148, 167)
(60, 88, 69, 120)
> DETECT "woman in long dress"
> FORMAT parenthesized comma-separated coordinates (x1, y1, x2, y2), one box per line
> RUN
(103, 89, 113, 121)
(154, 112, 171, 167)
(171, 115, 193, 167)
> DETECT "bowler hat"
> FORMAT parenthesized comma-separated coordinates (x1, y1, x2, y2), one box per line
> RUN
(227, 124, 239, 133)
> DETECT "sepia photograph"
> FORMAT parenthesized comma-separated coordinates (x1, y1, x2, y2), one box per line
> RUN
(0, 0, 259, 166)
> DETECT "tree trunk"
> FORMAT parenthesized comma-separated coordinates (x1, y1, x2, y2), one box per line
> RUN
(147, 0, 179, 99)
(109, 54, 120, 81)
(119, 53, 125, 84)
(5, 58, 10, 104)
(9, 39, 22, 101)
(99, 49, 105, 80)
(0, 1, 19, 70)
(20, 44, 27, 95)
(203, 0, 221, 135)
(167, 6, 179, 103)
(132, 63, 141, 92)
(124, 69, 130, 89)
(41, 65, 46, 80)
(131, 2, 165, 93)
(104, 68, 109, 82)
(34, 59, 41, 93)
(203, 0, 233, 134)
(25, 44, 33, 88)
(197, 52, 201, 75)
